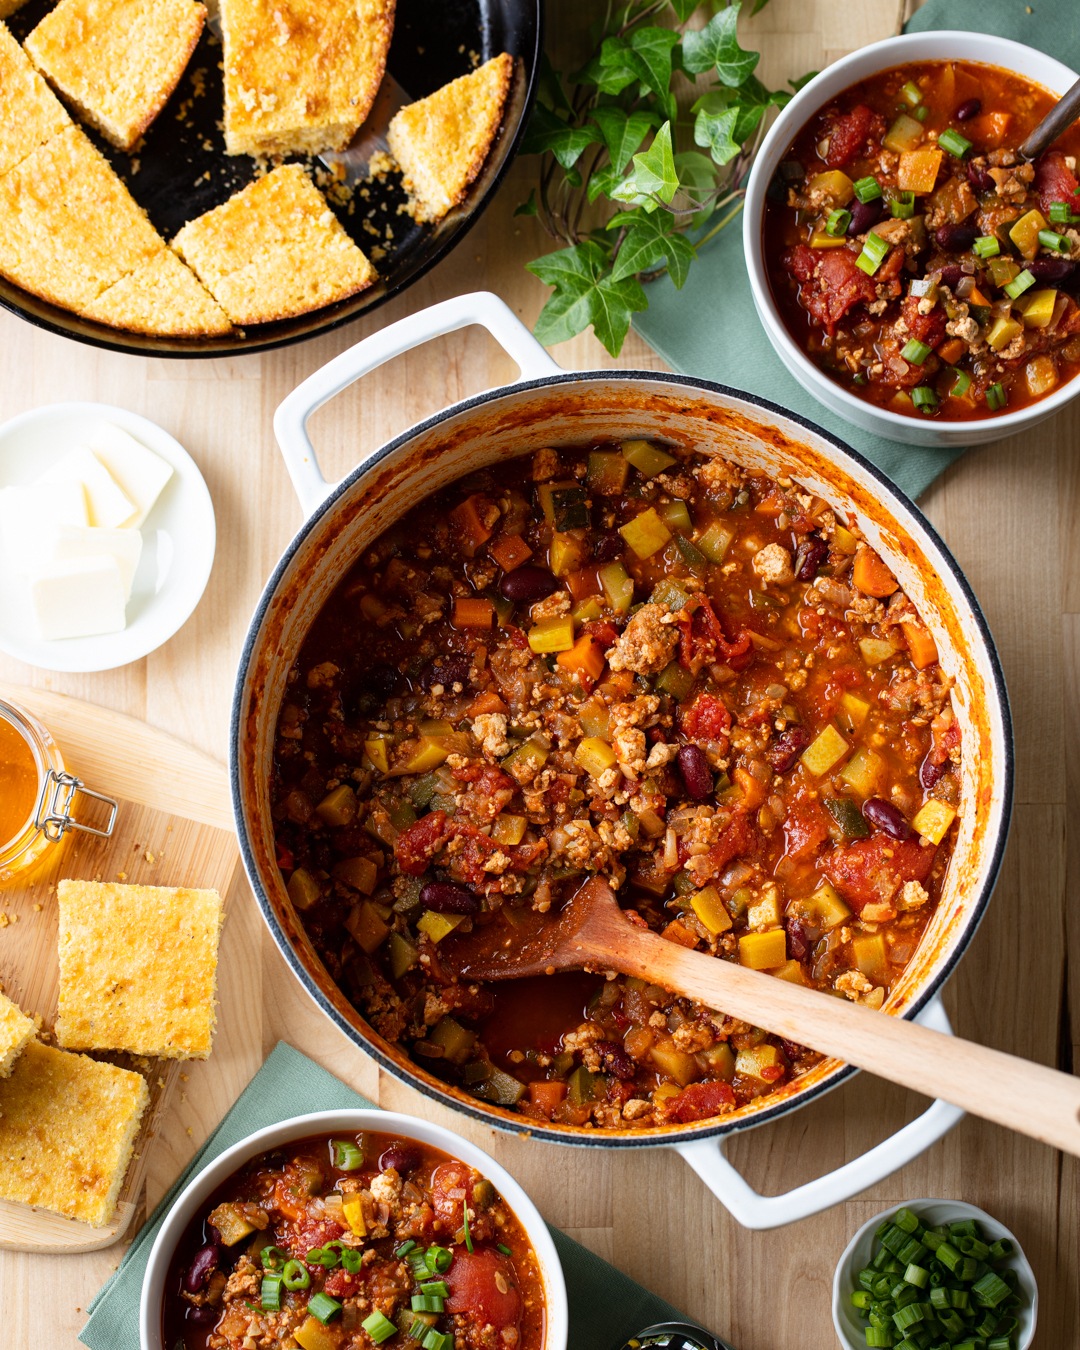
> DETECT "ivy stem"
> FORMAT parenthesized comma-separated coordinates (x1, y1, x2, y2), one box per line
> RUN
(693, 196, 746, 251)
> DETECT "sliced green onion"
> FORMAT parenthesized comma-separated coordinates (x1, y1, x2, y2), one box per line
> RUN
(826, 208, 852, 236)
(1004, 268, 1035, 299)
(1049, 201, 1077, 223)
(425, 1244, 453, 1273)
(422, 1332, 455, 1350)
(914, 105, 929, 122)
(865, 1329, 894, 1348)
(340, 1246, 363, 1274)
(852, 372, 868, 386)
(332, 1139, 364, 1170)
(362, 1310, 399, 1344)
(306, 1246, 341, 1269)
(949, 1219, 979, 1238)
(308, 1292, 342, 1325)
(957, 1256, 979, 1282)
(929, 1287, 951, 1310)
(896, 1238, 927, 1266)
(987, 1338, 1013, 1350)
(972, 1272, 1011, 1307)
(901, 338, 932, 365)
(408, 1251, 431, 1278)
(957, 1236, 990, 1259)
(947, 367, 972, 398)
(856, 232, 890, 275)
(988, 1239, 1014, 1260)
(260, 1246, 285, 1271)
(973, 235, 1000, 259)
(889, 190, 916, 220)
(497, 1243, 513, 1256)
(419, 1281, 450, 1298)
(260, 1274, 283, 1310)
(904, 1264, 931, 1288)
(1038, 227, 1069, 252)
(893, 1209, 922, 1235)
(938, 128, 973, 157)
(912, 387, 939, 415)
(396, 1239, 417, 1256)
(900, 79, 923, 106)
(854, 176, 883, 203)
(986, 382, 1007, 410)
(411, 1293, 446, 1313)
(462, 1198, 474, 1254)
(282, 1259, 310, 1290)
(852, 1290, 874, 1309)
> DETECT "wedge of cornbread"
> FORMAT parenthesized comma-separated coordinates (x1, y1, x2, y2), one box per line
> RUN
(0, 21, 71, 178)
(82, 247, 232, 336)
(0, 991, 36, 1078)
(25, 0, 207, 152)
(56, 879, 224, 1059)
(0, 1040, 148, 1226)
(220, 0, 395, 157)
(171, 164, 377, 324)
(0, 0, 29, 17)
(0, 123, 162, 313)
(387, 53, 512, 224)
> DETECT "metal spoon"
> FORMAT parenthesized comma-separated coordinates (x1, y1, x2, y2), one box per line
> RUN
(617, 1323, 736, 1350)
(1019, 74, 1080, 160)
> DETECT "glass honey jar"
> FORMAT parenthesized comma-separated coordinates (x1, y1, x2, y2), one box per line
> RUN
(0, 697, 117, 885)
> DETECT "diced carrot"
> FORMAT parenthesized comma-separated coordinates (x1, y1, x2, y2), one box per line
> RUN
(597, 669, 634, 699)
(449, 494, 495, 556)
(489, 533, 533, 572)
(454, 597, 494, 628)
(902, 620, 938, 670)
(754, 488, 785, 516)
(852, 545, 899, 598)
(968, 285, 991, 308)
(528, 1080, 568, 1117)
(661, 919, 699, 948)
(733, 765, 767, 810)
(466, 691, 509, 717)
(937, 338, 965, 365)
(564, 566, 602, 601)
(556, 633, 606, 689)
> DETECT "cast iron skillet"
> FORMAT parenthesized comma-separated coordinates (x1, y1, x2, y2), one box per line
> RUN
(1, 0, 542, 358)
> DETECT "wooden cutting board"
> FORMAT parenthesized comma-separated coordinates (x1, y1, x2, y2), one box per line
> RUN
(0, 683, 239, 1254)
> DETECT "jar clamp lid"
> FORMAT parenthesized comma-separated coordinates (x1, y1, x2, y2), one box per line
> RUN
(34, 768, 118, 842)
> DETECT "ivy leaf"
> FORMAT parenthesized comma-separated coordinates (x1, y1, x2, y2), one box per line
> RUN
(591, 272, 649, 356)
(527, 239, 608, 290)
(750, 0, 773, 12)
(674, 149, 720, 228)
(626, 25, 680, 108)
(580, 41, 639, 96)
(527, 240, 646, 357)
(519, 104, 599, 169)
(611, 121, 678, 204)
(611, 214, 698, 288)
(694, 104, 741, 166)
(682, 2, 759, 87)
(536, 52, 572, 114)
(668, 0, 699, 17)
(514, 188, 537, 217)
(589, 106, 659, 174)
(789, 70, 820, 93)
(587, 164, 626, 203)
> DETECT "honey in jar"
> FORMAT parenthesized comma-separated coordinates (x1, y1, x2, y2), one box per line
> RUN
(0, 713, 38, 847)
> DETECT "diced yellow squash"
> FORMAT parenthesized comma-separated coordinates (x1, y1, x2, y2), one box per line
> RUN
(417, 910, 466, 943)
(838, 746, 886, 797)
(806, 169, 854, 206)
(690, 885, 733, 935)
(649, 1040, 701, 1086)
(747, 881, 782, 930)
(550, 530, 588, 576)
(501, 737, 549, 778)
(771, 959, 809, 985)
(491, 813, 527, 846)
(528, 614, 575, 653)
(587, 449, 630, 495)
(658, 498, 693, 532)
(294, 1316, 339, 1350)
(571, 596, 604, 624)
(653, 1083, 682, 1102)
(621, 438, 676, 477)
(801, 880, 852, 931)
(399, 735, 450, 774)
(1017, 287, 1057, 328)
(911, 797, 957, 844)
(342, 1194, 367, 1237)
(387, 930, 419, 979)
(577, 699, 611, 739)
(287, 867, 320, 911)
(1009, 207, 1048, 260)
(208, 1202, 256, 1246)
(364, 736, 391, 773)
(739, 928, 787, 970)
(619, 507, 672, 559)
(838, 692, 871, 733)
(833, 524, 859, 554)
(859, 636, 897, 666)
(852, 933, 889, 983)
(333, 856, 377, 894)
(598, 560, 635, 614)
(346, 900, 390, 954)
(1025, 353, 1058, 396)
(882, 112, 924, 153)
(700, 1041, 736, 1080)
(696, 519, 736, 562)
(315, 783, 358, 826)
(419, 718, 454, 736)
(808, 228, 850, 249)
(800, 724, 850, 776)
(987, 316, 1023, 352)
(575, 736, 618, 777)
(735, 1043, 783, 1080)
(897, 147, 943, 194)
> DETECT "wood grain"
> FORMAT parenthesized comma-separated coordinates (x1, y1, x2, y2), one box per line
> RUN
(0, 1, 1075, 1345)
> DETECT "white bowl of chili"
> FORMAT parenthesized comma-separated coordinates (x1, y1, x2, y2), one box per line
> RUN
(138, 1108, 568, 1350)
(743, 31, 1080, 446)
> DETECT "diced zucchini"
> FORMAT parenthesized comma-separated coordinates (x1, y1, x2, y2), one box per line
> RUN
(735, 1043, 783, 1080)
(527, 614, 575, 653)
(747, 882, 782, 930)
(738, 928, 787, 969)
(852, 933, 889, 983)
(696, 520, 736, 562)
(800, 724, 850, 776)
(550, 531, 587, 577)
(691, 885, 733, 935)
(287, 867, 321, 911)
(1008, 207, 1048, 260)
(208, 1202, 256, 1246)
(771, 959, 809, 985)
(501, 738, 549, 778)
(658, 499, 692, 532)
(575, 736, 618, 777)
(364, 736, 391, 773)
(598, 561, 635, 614)
(649, 1041, 700, 1086)
(882, 113, 924, 153)
(428, 1015, 477, 1064)
(700, 1042, 736, 1080)
(656, 660, 696, 702)
(800, 880, 851, 930)
(346, 900, 390, 954)
(333, 856, 378, 894)
(399, 736, 450, 774)
(416, 910, 465, 943)
(649, 577, 690, 612)
(675, 534, 707, 567)
(571, 595, 604, 624)
(838, 746, 886, 797)
(824, 796, 869, 838)
(472, 1066, 527, 1105)
(859, 636, 897, 665)
(550, 487, 589, 531)
(566, 1065, 607, 1103)
(587, 450, 630, 495)
(619, 507, 672, 559)
(387, 931, 419, 979)
(490, 813, 527, 846)
(838, 692, 871, 733)
(315, 784, 358, 827)
(805, 169, 854, 206)
(536, 480, 578, 524)
(911, 798, 957, 844)
(577, 699, 611, 740)
(1017, 287, 1057, 328)
(986, 255, 1020, 288)
(986, 316, 1022, 351)
(621, 438, 676, 477)
(832, 524, 859, 554)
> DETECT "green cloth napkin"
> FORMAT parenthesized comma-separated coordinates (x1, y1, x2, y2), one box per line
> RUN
(631, 0, 1076, 500)
(81, 1042, 704, 1350)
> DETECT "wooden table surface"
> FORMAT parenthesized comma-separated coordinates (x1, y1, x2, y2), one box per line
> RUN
(1, 2, 1076, 1347)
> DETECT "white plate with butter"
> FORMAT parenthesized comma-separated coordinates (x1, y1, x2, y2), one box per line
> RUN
(0, 402, 215, 672)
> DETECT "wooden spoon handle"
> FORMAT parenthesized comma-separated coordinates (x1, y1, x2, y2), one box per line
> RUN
(592, 925, 1080, 1157)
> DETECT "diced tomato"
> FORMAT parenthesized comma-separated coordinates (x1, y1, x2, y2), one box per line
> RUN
(528, 1080, 568, 1117)
(677, 598, 751, 672)
(680, 692, 732, 745)
(782, 245, 879, 337)
(826, 104, 886, 167)
(783, 242, 817, 285)
(429, 1160, 474, 1233)
(876, 245, 905, 295)
(1035, 148, 1080, 216)
(901, 296, 947, 350)
(666, 1080, 736, 1124)
(583, 619, 620, 650)
(275, 841, 294, 871)
(696, 813, 759, 877)
(820, 836, 936, 912)
(395, 810, 450, 875)
(444, 1246, 523, 1331)
(783, 795, 831, 861)
(323, 1268, 364, 1298)
(446, 822, 501, 886)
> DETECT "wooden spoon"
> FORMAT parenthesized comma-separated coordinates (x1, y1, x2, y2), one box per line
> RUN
(1019, 74, 1080, 160)
(443, 876, 1080, 1156)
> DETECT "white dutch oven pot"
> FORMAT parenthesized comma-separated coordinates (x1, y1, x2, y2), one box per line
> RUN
(231, 292, 1013, 1230)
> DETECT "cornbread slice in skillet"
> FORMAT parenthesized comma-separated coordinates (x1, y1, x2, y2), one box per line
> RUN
(0, 123, 162, 313)
(0, 1040, 148, 1226)
(0, 991, 36, 1078)
(0, 0, 29, 18)
(56, 879, 223, 1059)
(25, 0, 206, 152)
(220, 0, 395, 157)
(171, 164, 377, 324)
(387, 52, 512, 224)
(0, 21, 71, 178)
(82, 247, 233, 336)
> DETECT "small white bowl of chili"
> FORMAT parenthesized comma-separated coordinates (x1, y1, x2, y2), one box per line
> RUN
(744, 31, 1080, 447)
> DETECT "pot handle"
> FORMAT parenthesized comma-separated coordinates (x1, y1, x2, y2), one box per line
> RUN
(671, 994, 964, 1230)
(273, 291, 562, 516)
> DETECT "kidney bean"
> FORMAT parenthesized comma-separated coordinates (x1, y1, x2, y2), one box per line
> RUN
(784, 916, 811, 963)
(938, 264, 964, 289)
(967, 160, 995, 194)
(780, 1037, 807, 1061)
(363, 663, 400, 698)
(766, 725, 811, 773)
(596, 1040, 637, 1081)
(379, 1144, 422, 1174)
(1027, 257, 1077, 285)
(846, 197, 884, 236)
(955, 97, 981, 121)
(794, 532, 828, 581)
(187, 1307, 219, 1326)
(919, 753, 946, 790)
(499, 566, 558, 602)
(419, 653, 472, 691)
(419, 881, 480, 914)
(184, 1244, 219, 1294)
(592, 531, 625, 564)
(676, 744, 713, 802)
(861, 796, 912, 840)
(935, 222, 977, 253)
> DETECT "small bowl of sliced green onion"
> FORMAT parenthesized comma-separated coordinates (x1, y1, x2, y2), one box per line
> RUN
(832, 1199, 1037, 1350)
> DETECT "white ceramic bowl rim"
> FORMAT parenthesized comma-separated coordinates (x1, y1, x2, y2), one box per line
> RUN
(744, 30, 1080, 438)
(229, 366, 1015, 1150)
(138, 1107, 569, 1350)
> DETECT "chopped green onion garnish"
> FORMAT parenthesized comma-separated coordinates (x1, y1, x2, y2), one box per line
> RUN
(419, 1281, 450, 1298)
(425, 1244, 453, 1273)
(260, 1274, 283, 1310)
(987, 381, 1007, 410)
(972, 1271, 1011, 1307)
(1004, 268, 1035, 299)
(332, 1139, 364, 1170)
(900, 80, 923, 105)
(893, 1210, 921, 1234)
(973, 235, 1000, 259)
(306, 1246, 341, 1269)
(852, 372, 868, 386)
(282, 1259, 309, 1290)
(422, 1332, 455, 1350)
(411, 1293, 446, 1313)
(497, 1243, 513, 1256)
(914, 105, 928, 122)
(903, 1263, 930, 1288)
(948, 367, 972, 398)
(396, 1239, 417, 1257)
(900, 338, 932, 365)
(889, 190, 915, 220)
(826, 208, 852, 236)
(1049, 201, 1078, 223)
(462, 1198, 474, 1254)
(938, 128, 972, 157)
(362, 1310, 399, 1344)
(260, 1246, 285, 1271)
(308, 1292, 343, 1325)
(856, 232, 890, 275)
(912, 387, 939, 414)
(854, 176, 883, 203)
(1038, 227, 1068, 252)
(865, 1329, 894, 1348)
(988, 1239, 1014, 1261)
(340, 1246, 363, 1274)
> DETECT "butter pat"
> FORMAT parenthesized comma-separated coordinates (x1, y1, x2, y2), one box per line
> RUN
(31, 556, 127, 640)
(0, 480, 88, 573)
(42, 446, 135, 529)
(53, 525, 142, 600)
(87, 424, 173, 530)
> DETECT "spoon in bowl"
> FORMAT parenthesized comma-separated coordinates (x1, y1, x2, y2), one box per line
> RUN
(443, 875, 1080, 1156)
(1019, 74, 1080, 160)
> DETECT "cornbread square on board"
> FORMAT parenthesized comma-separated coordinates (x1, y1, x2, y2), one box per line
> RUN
(0, 123, 162, 313)
(0, 991, 36, 1077)
(25, 0, 206, 152)
(220, 0, 394, 157)
(171, 164, 377, 324)
(82, 247, 233, 336)
(387, 53, 512, 224)
(0, 1040, 148, 1226)
(56, 879, 223, 1059)
(0, 21, 71, 178)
